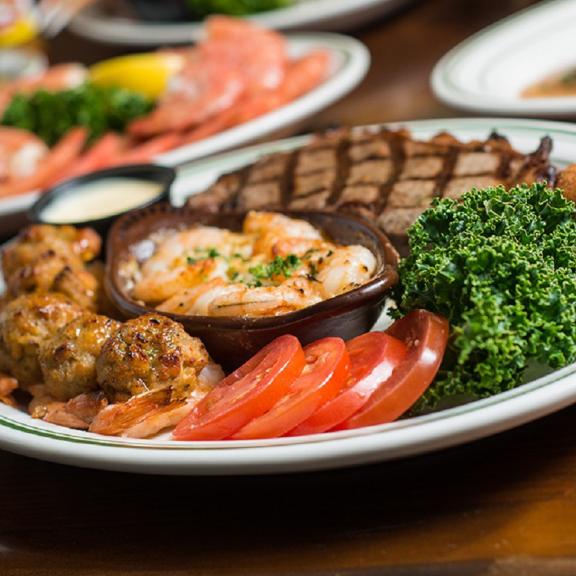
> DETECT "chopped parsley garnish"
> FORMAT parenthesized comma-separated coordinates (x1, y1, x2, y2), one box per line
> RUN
(303, 248, 319, 260)
(186, 246, 221, 265)
(561, 70, 576, 86)
(249, 254, 302, 281)
(227, 268, 240, 281)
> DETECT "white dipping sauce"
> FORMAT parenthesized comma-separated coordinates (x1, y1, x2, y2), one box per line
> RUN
(41, 177, 163, 223)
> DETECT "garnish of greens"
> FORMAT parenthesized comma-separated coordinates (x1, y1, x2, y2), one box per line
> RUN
(186, 0, 292, 18)
(1, 83, 154, 146)
(187, 247, 221, 264)
(561, 69, 576, 86)
(186, 248, 302, 287)
(249, 254, 301, 282)
(395, 182, 576, 413)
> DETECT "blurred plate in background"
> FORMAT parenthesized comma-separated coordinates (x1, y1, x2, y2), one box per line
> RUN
(0, 32, 369, 225)
(70, 0, 413, 46)
(431, 0, 576, 117)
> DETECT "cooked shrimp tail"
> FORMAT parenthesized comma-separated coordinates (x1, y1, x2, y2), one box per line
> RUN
(0, 373, 18, 407)
(89, 388, 186, 438)
(29, 387, 108, 430)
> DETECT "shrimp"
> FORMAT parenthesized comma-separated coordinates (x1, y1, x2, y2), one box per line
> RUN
(270, 237, 377, 297)
(244, 211, 322, 256)
(203, 16, 287, 92)
(29, 387, 108, 430)
(128, 60, 244, 138)
(180, 105, 240, 145)
(316, 245, 377, 297)
(128, 17, 287, 138)
(133, 259, 227, 304)
(132, 227, 249, 303)
(0, 127, 49, 182)
(0, 127, 87, 197)
(88, 363, 223, 438)
(181, 50, 329, 145)
(279, 51, 331, 102)
(110, 132, 181, 166)
(0, 373, 18, 407)
(157, 278, 229, 315)
(61, 132, 126, 180)
(209, 277, 323, 317)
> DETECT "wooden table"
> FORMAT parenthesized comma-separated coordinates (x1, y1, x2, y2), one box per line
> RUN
(6, 1, 576, 574)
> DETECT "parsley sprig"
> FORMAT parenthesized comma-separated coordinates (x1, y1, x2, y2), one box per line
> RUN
(248, 254, 302, 284)
(186, 247, 221, 265)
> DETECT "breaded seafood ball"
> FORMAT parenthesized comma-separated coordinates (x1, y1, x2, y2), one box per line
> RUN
(0, 293, 83, 386)
(96, 314, 210, 403)
(39, 313, 121, 401)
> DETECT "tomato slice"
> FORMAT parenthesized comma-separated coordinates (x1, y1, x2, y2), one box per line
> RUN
(231, 337, 349, 440)
(172, 335, 305, 441)
(289, 332, 408, 436)
(340, 310, 449, 430)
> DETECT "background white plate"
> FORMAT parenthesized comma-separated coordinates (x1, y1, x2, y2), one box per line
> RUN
(70, 0, 412, 46)
(431, 0, 576, 116)
(0, 32, 369, 221)
(3, 117, 576, 475)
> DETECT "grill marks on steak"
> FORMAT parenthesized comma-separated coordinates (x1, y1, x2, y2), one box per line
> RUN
(187, 128, 556, 245)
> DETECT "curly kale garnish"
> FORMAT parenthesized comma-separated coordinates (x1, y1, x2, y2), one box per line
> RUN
(395, 183, 576, 412)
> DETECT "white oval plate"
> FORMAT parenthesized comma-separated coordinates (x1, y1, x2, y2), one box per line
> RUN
(0, 32, 369, 220)
(431, 0, 576, 116)
(3, 117, 576, 475)
(70, 0, 410, 46)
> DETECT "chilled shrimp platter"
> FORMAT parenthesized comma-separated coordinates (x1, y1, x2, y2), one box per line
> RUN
(3, 114, 576, 474)
(0, 16, 369, 217)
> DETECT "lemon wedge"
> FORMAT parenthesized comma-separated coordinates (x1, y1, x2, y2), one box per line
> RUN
(89, 53, 184, 99)
(0, 17, 38, 48)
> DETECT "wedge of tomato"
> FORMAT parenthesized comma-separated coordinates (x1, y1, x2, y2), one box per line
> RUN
(172, 334, 305, 441)
(289, 332, 408, 436)
(231, 337, 349, 440)
(340, 309, 449, 430)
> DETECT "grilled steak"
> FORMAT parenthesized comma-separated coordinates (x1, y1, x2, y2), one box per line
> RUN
(187, 128, 556, 253)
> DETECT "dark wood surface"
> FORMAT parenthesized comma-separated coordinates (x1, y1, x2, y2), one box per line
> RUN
(6, 1, 576, 575)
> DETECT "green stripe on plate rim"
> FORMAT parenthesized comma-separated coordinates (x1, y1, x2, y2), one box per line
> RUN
(436, 0, 574, 96)
(2, 360, 576, 450)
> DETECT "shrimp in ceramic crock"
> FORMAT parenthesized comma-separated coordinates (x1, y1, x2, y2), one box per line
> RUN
(129, 211, 377, 318)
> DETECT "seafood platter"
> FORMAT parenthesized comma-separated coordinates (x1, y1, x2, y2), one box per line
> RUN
(0, 16, 369, 216)
(2, 115, 576, 475)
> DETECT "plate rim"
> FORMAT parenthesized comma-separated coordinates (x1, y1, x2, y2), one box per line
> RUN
(431, 0, 576, 115)
(70, 0, 406, 45)
(4, 116, 576, 474)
